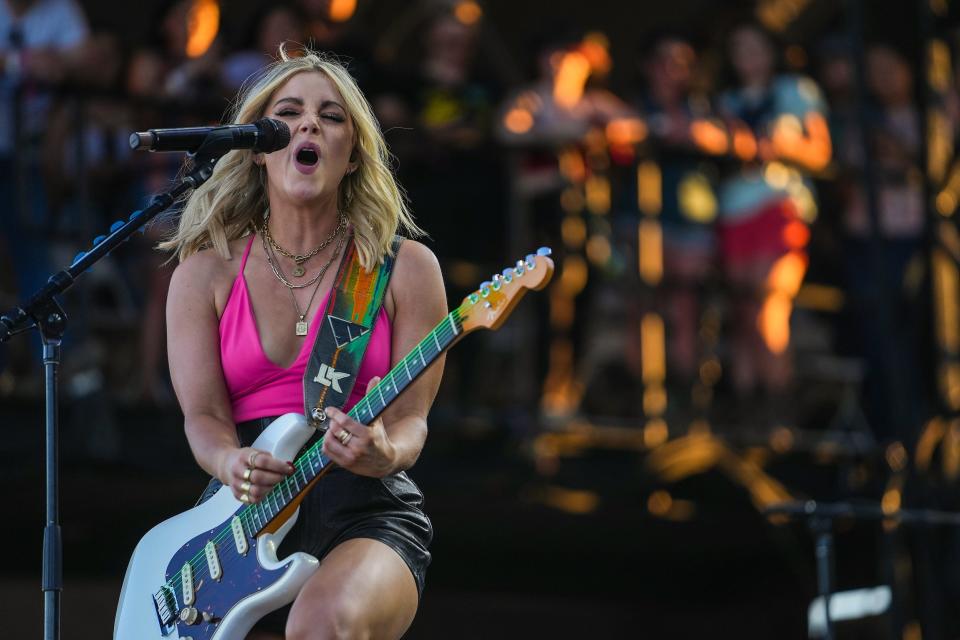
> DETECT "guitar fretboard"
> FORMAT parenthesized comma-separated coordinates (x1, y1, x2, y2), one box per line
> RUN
(238, 307, 463, 535)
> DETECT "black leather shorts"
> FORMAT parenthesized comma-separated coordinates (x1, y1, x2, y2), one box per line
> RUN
(196, 416, 433, 633)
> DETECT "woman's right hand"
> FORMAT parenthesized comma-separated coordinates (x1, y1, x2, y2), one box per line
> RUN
(217, 447, 294, 504)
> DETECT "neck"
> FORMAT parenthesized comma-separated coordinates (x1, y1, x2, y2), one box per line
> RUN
(265, 194, 342, 255)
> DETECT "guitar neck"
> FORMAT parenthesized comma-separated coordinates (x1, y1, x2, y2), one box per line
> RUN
(242, 307, 465, 534)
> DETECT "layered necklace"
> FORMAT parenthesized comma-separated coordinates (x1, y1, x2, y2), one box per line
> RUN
(260, 213, 348, 336)
(262, 210, 347, 278)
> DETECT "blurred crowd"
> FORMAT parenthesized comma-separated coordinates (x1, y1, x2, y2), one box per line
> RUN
(0, 0, 942, 445)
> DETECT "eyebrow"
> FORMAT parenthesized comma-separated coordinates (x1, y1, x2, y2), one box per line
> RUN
(272, 97, 347, 111)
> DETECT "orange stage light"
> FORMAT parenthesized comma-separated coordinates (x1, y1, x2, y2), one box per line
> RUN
(759, 250, 808, 354)
(605, 117, 647, 147)
(689, 119, 728, 155)
(186, 0, 219, 59)
(553, 51, 591, 109)
(782, 220, 810, 249)
(503, 107, 533, 134)
(454, 0, 483, 26)
(327, 0, 357, 23)
(732, 126, 757, 161)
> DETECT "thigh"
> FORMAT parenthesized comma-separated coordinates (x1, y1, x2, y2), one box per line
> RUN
(286, 538, 419, 640)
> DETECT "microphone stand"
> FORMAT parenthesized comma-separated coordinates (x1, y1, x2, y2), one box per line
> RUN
(764, 500, 960, 640)
(0, 137, 230, 640)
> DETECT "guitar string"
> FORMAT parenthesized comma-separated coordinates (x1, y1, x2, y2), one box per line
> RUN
(162, 276, 528, 599)
(159, 321, 457, 599)
(159, 260, 545, 597)
(158, 308, 466, 597)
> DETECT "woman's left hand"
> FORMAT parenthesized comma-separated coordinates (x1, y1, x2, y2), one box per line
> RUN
(321, 377, 399, 478)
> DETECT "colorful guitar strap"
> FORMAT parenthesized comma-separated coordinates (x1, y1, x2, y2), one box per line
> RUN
(303, 231, 402, 426)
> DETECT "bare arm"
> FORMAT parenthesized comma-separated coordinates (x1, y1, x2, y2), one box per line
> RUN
(322, 240, 447, 476)
(167, 251, 291, 501)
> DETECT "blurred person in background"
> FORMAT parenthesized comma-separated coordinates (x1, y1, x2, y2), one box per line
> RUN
(497, 28, 636, 417)
(372, 7, 505, 418)
(497, 28, 635, 256)
(222, 3, 306, 93)
(635, 32, 720, 388)
(717, 22, 831, 413)
(837, 43, 925, 439)
(123, 0, 229, 404)
(126, 0, 224, 105)
(296, 0, 376, 88)
(382, 8, 503, 270)
(0, 0, 88, 390)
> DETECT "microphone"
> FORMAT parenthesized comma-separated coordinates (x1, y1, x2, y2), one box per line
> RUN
(129, 117, 291, 154)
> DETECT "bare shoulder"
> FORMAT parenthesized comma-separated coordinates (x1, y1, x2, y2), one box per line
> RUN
(394, 239, 441, 280)
(168, 237, 249, 316)
(387, 239, 445, 320)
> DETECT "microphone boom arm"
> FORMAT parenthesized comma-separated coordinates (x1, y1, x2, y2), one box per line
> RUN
(1, 147, 222, 342)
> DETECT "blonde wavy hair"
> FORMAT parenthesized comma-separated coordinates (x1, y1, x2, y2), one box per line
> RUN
(160, 47, 421, 270)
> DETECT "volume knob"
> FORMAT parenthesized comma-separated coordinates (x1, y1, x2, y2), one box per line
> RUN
(179, 607, 199, 625)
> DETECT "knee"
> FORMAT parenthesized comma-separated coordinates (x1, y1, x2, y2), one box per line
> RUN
(286, 597, 371, 640)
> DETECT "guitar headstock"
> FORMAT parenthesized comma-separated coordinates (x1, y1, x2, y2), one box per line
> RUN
(458, 248, 554, 333)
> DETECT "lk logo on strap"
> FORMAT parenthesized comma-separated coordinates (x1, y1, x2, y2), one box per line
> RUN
(302, 233, 401, 426)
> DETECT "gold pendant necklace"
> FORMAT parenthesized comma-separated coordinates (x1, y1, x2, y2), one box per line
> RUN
(261, 229, 346, 336)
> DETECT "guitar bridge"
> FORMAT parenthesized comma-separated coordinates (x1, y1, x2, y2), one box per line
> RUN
(153, 584, 178, 629)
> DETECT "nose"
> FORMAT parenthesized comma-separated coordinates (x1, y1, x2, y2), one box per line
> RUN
(298, 114, 320, 134)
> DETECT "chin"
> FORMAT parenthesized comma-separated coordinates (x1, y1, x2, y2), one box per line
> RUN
(284, 178, 331, 203)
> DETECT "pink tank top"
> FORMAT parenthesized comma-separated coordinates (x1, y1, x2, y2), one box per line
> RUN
(219, 235, 392, 423)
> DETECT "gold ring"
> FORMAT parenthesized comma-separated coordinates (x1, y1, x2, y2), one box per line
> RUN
(243, 467, 253, 481)
(248, 451, 260, 468)
(337, 429, 352, 445)
(240, 480, 251, 493)
(239, 492, 251, 504)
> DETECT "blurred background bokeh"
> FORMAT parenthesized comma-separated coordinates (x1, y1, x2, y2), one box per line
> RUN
(4, 0, 960, 637)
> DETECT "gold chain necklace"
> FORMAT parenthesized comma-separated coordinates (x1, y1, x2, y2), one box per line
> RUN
(262, 211, 347, 277)
(261, 230, 346, 335)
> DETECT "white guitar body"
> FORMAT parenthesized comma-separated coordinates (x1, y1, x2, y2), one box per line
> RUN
(114, 413, 320, 640)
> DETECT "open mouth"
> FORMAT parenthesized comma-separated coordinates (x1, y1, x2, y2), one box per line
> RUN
(296, 147, 319, 165)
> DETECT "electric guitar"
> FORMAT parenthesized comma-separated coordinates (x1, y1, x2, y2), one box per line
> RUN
(114, 248, 554, 640)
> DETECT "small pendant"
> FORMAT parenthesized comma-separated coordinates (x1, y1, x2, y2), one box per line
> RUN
(293, 265, 306, 277)
(295, 320, 308, 336)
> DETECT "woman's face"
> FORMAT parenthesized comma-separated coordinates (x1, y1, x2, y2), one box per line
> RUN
(729, 26, 774, 85)
(260, 71, 358, 209)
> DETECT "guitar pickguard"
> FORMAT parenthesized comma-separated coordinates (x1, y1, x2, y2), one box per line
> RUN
(164, 513, 291, 639)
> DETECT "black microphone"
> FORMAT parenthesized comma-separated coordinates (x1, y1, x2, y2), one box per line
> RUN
(129, 117, 291, 154)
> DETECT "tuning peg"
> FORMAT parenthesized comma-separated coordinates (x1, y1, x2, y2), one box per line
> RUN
(480, 282, 492, 297)
(501, 268, 514, 283)
(94, 235, 106, 246)
(110, 220, 125, 233)
(469, 292, 480, 304)
(515, 260, 525, 275)
(491, 274, 503, 290)
(537, 247, 552, 256)
(72, 251, 86, 266)
(525, 254, 536, 269)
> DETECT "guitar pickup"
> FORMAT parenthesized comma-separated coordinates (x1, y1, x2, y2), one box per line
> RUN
(181, 562, 194, 606)
(205, 541, 222, 581)
(231, 516, 249, 555)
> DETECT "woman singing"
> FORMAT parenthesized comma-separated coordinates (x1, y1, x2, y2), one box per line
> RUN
(160, 47, 445, 639)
